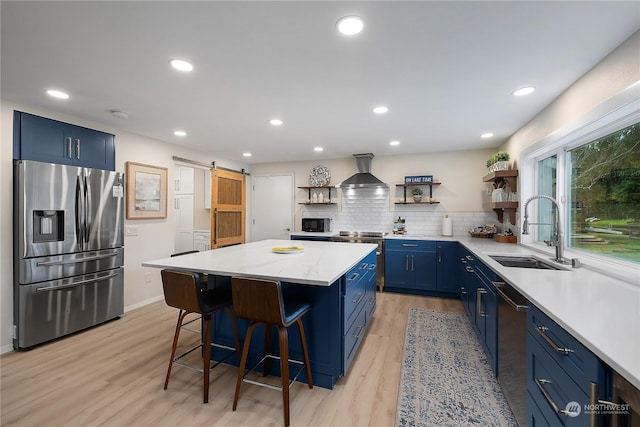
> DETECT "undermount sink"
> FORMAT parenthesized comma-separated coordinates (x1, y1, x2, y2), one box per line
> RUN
(489, 255, 566, 271)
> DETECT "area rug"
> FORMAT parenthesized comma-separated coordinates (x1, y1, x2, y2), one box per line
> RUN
(395, 308, 517, 427)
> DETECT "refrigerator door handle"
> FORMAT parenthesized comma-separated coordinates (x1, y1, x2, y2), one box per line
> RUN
(75, 175, 84, 249)
(36, 251, 120, 266)
(36, 272, 119, 292)
(84, 174, 91, 244)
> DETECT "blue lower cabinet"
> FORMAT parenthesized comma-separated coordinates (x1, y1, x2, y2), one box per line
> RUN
(436, 241, 458, 294)
(526, 304, 607, 426)
(384, 240, 437, 294)
(457, 246, 497, 374)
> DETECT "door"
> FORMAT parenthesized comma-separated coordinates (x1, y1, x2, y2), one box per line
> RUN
(174, 194, 194, 252)
(251, 174, 293, 241)
(211, 168, 245, 248)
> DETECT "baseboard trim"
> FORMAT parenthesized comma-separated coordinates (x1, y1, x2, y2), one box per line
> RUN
(124, 295, 164, 312)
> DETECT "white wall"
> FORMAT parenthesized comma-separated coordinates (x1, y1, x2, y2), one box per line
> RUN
(502, 30, 640, 164)
(250, 149, 498, 234)
(0, 100, 247, 352)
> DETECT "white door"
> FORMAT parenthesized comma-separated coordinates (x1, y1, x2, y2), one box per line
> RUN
(251, 174, 294, 242)
(174, 194, 194, 252)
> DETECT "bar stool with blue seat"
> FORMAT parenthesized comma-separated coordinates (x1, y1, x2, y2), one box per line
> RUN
(231, 276, 313, 427)
(161, 269, 241, 403)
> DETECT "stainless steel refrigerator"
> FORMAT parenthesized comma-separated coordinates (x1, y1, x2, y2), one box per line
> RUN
(13, 160, 125, 349)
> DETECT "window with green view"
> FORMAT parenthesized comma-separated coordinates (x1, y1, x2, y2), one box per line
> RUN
(565, 122, 640, 263)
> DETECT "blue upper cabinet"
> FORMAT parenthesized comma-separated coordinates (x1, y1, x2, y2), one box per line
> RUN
(14, 111, 116, 171)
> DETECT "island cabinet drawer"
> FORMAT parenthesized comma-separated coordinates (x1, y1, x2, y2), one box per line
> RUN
(343, 254, 375, 330)
(528, 334, 589, 426)
(528, 305, 603, 393)
(343, 271, 368, 332)
(385, 239, 436, 251)
(343, 302, 367, 373)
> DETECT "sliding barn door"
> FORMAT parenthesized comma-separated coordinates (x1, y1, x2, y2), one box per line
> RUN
(210, 168, 246, 248)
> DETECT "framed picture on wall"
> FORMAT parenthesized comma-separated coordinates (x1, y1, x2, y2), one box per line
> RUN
(126, 161, 168, 219)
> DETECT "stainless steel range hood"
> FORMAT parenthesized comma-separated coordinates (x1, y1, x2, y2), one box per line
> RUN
(337, 153, 388, 188)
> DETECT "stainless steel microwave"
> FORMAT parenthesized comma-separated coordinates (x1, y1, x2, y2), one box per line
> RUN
(302, 218, 332, 232)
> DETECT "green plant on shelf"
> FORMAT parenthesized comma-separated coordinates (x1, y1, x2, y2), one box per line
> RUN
(411, 188, 423, 196)
(486, 150, 510, 167)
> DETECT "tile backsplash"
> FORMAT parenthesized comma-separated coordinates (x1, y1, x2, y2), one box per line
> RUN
(301, 187, 502, 235)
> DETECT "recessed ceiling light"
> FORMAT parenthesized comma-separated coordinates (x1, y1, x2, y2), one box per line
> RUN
(481, 133, 494, 139)
(269, 119, 283, 126)
(314, 147, 324, 152)
(373, 106, 388, 114)
(46, 89, 69, 99)
(169, 59, 193, 72)
(336, 16, 364, 36)
(243, 152, 252, 157)
(513, 86, 535, 96)
(389, 140, 400, 146)
(173, 130, 187, 137)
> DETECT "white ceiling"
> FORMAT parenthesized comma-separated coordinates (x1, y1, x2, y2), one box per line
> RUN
(2, 1, 639, 165)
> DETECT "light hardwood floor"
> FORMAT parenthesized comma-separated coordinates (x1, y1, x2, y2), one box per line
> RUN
(1, 292, 463, 427)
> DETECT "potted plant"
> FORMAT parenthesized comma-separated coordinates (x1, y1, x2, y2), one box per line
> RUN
(411, 188, 423, 203)
(486, 151, 510, 172)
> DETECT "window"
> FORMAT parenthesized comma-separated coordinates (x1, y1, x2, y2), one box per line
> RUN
(566, 123, 640, 263)
(528, 119, 640, 266)
(520, 84, 640, 279)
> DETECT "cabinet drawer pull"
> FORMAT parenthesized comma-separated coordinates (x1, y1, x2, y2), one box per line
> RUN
(465, 266, 474, 273)
(535, 378, 574, 416)
(460, 287, 467, 295)
(401, 243, 419, 247)
(352, 292, 364, 304)
(536, 325, 574, 355)
(477, 288, 487, 317)
(465, 255, 474, 261)
(353, 325, 364, 339)
(359, 262, 368, 270)
(348, 272, 359, 283)
(66, 137, 73, 158)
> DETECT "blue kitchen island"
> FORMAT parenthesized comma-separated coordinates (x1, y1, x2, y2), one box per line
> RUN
(143, 239, 378, 389)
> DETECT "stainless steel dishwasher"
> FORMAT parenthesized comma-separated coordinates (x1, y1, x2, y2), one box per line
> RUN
(494, 280, 529, 427)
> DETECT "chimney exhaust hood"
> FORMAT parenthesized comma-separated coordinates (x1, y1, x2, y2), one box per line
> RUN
(337, 153, 388, 188)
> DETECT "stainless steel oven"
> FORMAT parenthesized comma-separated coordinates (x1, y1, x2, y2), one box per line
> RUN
(330, 231, 386, 291)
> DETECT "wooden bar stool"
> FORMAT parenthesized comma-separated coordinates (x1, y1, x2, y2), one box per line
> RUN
(161, 269, 241, 403)
(231, 276, 313, 427)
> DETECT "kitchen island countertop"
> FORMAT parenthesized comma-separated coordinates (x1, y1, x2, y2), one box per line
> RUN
(143, 239, 377, 286)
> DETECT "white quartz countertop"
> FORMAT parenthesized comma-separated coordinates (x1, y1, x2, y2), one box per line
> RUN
(290, 231, 339, 238)
(143, 239, 377, 286)
(381, 234, 640, 389)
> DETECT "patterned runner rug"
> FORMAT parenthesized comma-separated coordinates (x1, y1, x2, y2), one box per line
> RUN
(395, 308, 517, 427)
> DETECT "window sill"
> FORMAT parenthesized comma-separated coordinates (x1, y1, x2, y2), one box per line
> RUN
(519, 242, 640, 287)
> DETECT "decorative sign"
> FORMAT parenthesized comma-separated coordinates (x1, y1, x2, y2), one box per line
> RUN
(405, 175, 433, 184)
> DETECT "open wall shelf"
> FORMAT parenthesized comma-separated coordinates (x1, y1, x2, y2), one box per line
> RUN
(395, 182, 441, 204)
(297, 186, 337, 205)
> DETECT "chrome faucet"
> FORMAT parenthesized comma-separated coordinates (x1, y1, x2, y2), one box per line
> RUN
(522, 195, 570, 264)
